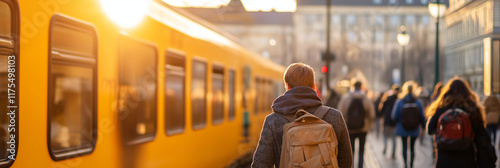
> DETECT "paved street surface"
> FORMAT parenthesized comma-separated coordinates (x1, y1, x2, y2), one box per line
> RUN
(362, 130, 500, 168)
(360, 131, 435, 168)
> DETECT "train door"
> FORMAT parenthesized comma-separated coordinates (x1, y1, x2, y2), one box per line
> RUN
(0, 0, 19, 166)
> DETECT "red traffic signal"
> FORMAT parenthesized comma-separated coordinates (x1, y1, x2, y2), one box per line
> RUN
(321, 66, 327, 74)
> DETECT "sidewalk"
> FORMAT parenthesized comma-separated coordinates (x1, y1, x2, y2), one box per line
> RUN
(362, 131, 435, 168)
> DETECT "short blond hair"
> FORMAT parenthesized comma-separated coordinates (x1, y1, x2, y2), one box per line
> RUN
(284, 63, 315, 89)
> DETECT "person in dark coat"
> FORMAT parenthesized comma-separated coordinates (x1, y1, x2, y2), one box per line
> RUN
(251, 63, 352, 168)
(379, 84, 400, 159)
(325, 87, 340, 109)
(427, 77, 496, 168)
(374, 92, 384, 137)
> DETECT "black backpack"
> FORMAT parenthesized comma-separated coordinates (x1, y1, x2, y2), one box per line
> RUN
(347, 98, 365, 130)
(401, 98, 421, 130)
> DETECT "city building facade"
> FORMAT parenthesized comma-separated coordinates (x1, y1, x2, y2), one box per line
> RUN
(444, 0, 500, 96)
(295, 0, 442, 92)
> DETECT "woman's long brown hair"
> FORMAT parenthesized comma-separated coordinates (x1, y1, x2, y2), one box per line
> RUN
(425, 77, 485, 125)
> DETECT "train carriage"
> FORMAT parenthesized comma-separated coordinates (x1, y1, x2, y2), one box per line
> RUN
(0, 0, 285, 167)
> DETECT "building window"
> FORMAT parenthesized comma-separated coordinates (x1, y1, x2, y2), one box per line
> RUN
(317, 14, 322, 22)
(118, 35, 157, 145)
(306, 14, 315, 25)
(0, 0, 18, 165)
(212, 64, 224, 125)
(347, 15, 356, 27)
(375, 31, 383, 42)
(373, 0, 382, 4)
(376, 15, 384, 26)
(420, 0, 428, 4)
(164, 49, 185, 135)
(391, 15, 399, 27)
(406, 0, 413, 4)
(228, 70, 235, 120)
(318, 30, 324, 41)
(332, 14, 340, 25)
(48, 14, 97, 160)
(407, 15, 414, 26)
(192, 59, 207, 129)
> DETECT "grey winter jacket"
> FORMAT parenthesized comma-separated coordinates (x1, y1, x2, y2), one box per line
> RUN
(251, 86, 353, 168)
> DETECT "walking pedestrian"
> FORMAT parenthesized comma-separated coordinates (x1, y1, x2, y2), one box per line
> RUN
(325, 87, 341, 109)
(482, 94, 500, 145)
(428, 82, 443, 159)
(379, 84, 400, 159)
(392, 81, 425, 168)
(337, 81, 375, 168)
(252, 63, 352, 168)
(427, 77, 497, 168)
(374, 92, 384, 137)
(430, 82, 443, 103)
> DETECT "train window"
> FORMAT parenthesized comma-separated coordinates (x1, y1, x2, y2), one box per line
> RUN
(0, 2, 11, 38)
(48, 14, 97, 161)
(254, 78, 260, 114)
(212, 64, 224, 125)
(192, 59, 207, 130)
(0, 1, 18, 165)
(268, 80, 273, 113)
(165, 49, 185, 135)
(228, 69, 235, 120)
(118, 35, 157, 145)
(260, 79, 267, 113)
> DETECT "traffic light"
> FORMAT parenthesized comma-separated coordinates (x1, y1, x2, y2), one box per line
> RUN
(321, 51, 335, 62)
(321, 66, 327, 74)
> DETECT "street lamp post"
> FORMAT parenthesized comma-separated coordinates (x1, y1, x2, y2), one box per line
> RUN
(325, 0, 331, 87)
(428, 0, 447, 86)
(397, 25, 410, 84)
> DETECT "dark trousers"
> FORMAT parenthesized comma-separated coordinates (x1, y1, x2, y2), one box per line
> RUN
(350, 132, 367, 168)
(486, 124, 498, 143)
(401, 136, 417, 168)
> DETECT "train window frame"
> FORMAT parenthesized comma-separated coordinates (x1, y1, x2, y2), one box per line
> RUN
(260, 78, 267, 114)
(117, 35, 158, 145)
(254, 77, 260, 115)
(164, 48, 186, 136)
(0, 0, 19, 166)
(47, 14, 98, 161)
(227, 68, 235, 121)
(191, 57, 207, 130)
(211, 62, 225, 125)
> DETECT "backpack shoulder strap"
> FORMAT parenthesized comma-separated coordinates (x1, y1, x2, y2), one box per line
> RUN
(313, 106, 330, 119)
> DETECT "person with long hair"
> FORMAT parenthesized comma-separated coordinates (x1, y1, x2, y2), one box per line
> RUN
(391, 81, 425, 168)
(482, 94, 500, 145)
(430, 82, 443, 102)
(426, 77, 495, 168)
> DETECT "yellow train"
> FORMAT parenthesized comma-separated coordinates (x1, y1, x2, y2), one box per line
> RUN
(0, 0, 285, 167)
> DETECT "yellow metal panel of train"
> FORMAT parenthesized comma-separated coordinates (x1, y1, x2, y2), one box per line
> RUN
(0, 0, 285, 167)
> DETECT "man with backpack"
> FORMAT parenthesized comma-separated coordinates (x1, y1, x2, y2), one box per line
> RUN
(337, 81, 375, 168)
(378, 84, 399, 159)
(251, 63, 352, 168)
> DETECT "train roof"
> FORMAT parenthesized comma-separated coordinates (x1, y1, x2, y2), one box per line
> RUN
(148, 0, 285, 73)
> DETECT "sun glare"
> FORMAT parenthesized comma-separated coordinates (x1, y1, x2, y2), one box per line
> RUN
(100, 0, 148, 28)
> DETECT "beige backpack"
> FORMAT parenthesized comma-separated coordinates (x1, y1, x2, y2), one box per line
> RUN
(279, 106, 339, 168)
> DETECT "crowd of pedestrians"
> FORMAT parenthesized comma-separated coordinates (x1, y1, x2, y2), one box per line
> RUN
(252, 62, 499, 168)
